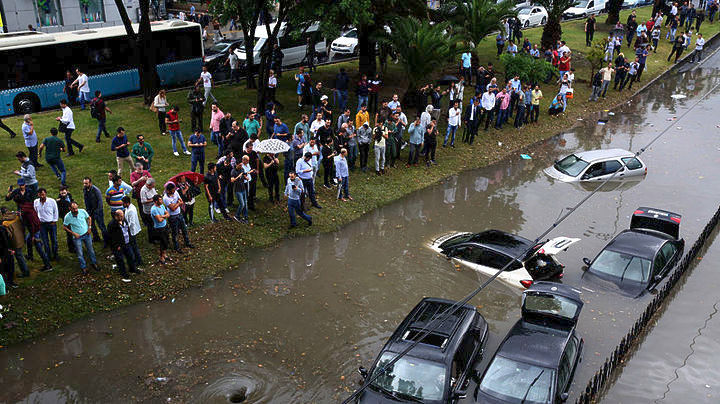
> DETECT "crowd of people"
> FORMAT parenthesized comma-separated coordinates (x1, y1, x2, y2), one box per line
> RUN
(1, 3, 715, 294)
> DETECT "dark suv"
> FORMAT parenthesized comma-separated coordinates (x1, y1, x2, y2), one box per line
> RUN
(357, 298, 489, 403)
(475, 282, 584, 403)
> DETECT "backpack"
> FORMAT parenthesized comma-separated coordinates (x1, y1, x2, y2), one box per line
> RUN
(90, 99, 99, 119)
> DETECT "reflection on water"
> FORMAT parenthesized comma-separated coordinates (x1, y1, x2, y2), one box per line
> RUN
(1, 53, 720, 404)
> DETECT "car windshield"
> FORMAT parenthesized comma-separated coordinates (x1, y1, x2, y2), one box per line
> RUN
(554, 154, 589, 177)
(209, 43, 230, 53)
(590, 250, 651, 283)
(344, 29, 358, 38)
(479, 356, 554, 403)
(524, 293, 581, 322)
(575, 0, 590, 7)
(370, 353, 447, 401)
(253, 38, 266, 52)
(518, 8, 532, 14)
(438, 233, 474, 250)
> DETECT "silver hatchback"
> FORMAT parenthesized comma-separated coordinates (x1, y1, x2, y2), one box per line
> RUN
(544, 149, 647, 182)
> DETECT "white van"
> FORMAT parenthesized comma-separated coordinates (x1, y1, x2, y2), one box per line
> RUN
(233, 22, 326, 68)
(563, 0, 607, 19)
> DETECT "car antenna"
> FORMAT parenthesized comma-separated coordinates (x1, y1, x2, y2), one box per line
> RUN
(342, 77, 720, 404)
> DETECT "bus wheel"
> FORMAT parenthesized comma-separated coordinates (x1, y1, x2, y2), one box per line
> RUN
(14, 93, 39, 115)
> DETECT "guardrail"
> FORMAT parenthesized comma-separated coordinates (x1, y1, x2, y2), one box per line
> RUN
(575, 204, 720, 404)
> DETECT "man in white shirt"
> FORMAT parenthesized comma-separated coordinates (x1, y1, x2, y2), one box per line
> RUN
(302, 138, 321, 180)
(558, 41, 571, 57)
(388, 94, 401, 111)
(444, 100, 461, 148)
(34, 188, 59, 264)
(309, 112, 325, 138)
(139, 178, 157, 242)
(481, 90, 496, 131)
(71, 68, 91, 110)
(56, 99, 83, 155)
(691, 33, 705, 62)
(225, 48, 241, 84)
(197, 65, 216, 106)
(122, 196, 144, 268)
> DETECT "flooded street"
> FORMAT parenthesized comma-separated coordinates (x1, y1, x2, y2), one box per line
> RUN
(2, 51, 720, 403)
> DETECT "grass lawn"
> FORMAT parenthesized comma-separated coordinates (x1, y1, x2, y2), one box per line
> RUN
(1, 6, 717, 346)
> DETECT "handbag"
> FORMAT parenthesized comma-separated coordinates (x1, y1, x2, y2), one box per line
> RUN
(58, 122, 68, 133)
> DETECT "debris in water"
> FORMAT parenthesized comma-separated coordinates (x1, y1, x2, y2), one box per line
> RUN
(608, 112, 615, 116)
(520, 154, 532, 160)
(671, 94, 687, 99)
(598, 120, 608, 125)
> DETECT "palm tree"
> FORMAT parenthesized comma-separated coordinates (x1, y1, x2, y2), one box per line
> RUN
(535, 0, 578, 49)
(441, 0, 517, 49)
(378, 17, 459, 108)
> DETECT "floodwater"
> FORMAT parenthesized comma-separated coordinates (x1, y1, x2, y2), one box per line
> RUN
(2, 52, 720, 404)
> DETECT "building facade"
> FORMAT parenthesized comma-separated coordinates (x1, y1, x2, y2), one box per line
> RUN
(0, 0, 151, 33)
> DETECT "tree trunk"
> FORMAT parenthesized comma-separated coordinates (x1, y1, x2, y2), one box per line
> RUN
(605, 0, 623, 25)
(357, 27, 376, 76)
(241, 26, 256, 89)
(541, 17, 562, 49)
(137, 0, 159, 105)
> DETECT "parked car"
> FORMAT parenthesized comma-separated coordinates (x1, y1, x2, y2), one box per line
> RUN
(204, 39, 244, 73)
(517, 6, 548, 27)
(622, 0, 642, 8)
(563, 0, 607, 19)
(581, 207, 684, 297)
(357, 297, 489, 403)
(475, 282, 584, 404)
(233, 21, 326, 68)
(429, 230, 579, 289)
(544, 149, 647, 183)
(330, 28, 358, 59)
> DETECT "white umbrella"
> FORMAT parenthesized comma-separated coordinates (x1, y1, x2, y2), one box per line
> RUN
(253, 138, 290, 154)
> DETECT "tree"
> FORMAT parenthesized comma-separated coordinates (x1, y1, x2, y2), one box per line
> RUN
(585, 38, 606, 84)
(377, 17, 459, 110)
(113, 0, 159, 105)
(209, 0, 268, 89)
(535, 0, 578, 49)
(440, 0, 517, 50)
(605, 0, 624, 25)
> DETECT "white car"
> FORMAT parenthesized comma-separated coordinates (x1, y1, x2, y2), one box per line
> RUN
(563, 0, 607, 19)
(329, 28, 358, 59)
(544, 148, 647, 183)
(517, 6, 548, 27)
(234, 21, 326, 68)
(428, 230, 579, 289)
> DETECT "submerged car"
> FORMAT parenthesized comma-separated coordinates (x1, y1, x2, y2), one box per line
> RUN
(429, 230, 580, 289)
(581, 207, 684, 297)
(475, 282, 584, 404)
(357, 298, 489, 403)
(544, 149, 646, 183)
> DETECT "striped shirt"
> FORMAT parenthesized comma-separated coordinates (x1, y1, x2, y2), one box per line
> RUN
(106, 184, 131, 212)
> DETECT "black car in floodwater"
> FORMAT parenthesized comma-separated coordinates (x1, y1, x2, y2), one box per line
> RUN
(475, 282, 584, 404)
(357, 298, 489, 403)
(581, 207, 684, 298)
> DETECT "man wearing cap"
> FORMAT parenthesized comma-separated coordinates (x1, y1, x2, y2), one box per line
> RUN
(14, 151, 39, 197)
(63, 201, 99, 274)
(295, 152, 322, 209)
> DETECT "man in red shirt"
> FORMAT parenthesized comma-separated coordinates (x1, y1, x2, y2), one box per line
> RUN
(165, 106, 189, 156)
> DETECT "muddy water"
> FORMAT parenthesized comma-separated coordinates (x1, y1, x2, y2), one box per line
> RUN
(2, 52, 720, 403)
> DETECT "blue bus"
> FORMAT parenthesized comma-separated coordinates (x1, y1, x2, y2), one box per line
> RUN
(0, 20, 203, 117)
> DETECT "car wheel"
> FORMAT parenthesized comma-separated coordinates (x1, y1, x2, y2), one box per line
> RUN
(14, 93, 39, 115)
(524, 21, 530, 28)
(352, 46, 359, 56)
(541, 17, 547, 25)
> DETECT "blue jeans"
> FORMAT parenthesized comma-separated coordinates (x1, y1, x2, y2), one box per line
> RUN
(495, 109, 508, 128)
(336, 176, 349, 199)
(191, 153, 205, 173)
(168, 214, 190, 250)
(288, 198, 311, 226)
(444, 125, 457, 146)
(347, 143, 358, 168)
(336, 89, 348, 110)
(90, 209, 108, 244)
(39, 222, 58, 260)
(234, 190, 248, 219)
(78, 91, 90, 110)
(47, 157, 66, 185)
(357, 95, 368, 111)
(113, 244, 136, 277)
(212, 131, 223, 157)
(170, 130, 188, 153)
(12, 248, 29, 276)
(96, 118, 109, 141)
(27, 229, 51, 267)
(129, 234, 143, 266)
(72, 233, 97, 269)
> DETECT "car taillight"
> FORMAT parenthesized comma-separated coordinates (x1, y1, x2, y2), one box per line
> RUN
(520, 280, 533, 288)
(633, 209, 644, 215)
(538, 248, 545, 255)
(671, 217, 681, 223)
(558, 273, 564, 278)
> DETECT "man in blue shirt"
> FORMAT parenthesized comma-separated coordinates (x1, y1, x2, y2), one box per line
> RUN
(295, 152, 322, 209)
(284, 171, 312, 228)
(188, 129, 207, 174)
(62, 201, 98, 274)
(461, 51, 473, 84)
(111, 127, 133, 177)
(334, 149, 351, 201)
(407, 116, 424, 165)
(21, 114, 41, 167)
(150, 194, 170, 264)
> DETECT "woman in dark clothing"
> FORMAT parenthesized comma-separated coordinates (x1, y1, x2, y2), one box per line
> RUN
(63, 70, 77, 106)
(321, 138, 336, 188)
(262, 153, 280, 203)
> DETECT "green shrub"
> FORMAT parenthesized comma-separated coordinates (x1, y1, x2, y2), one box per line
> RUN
(499, 53, 556, 85)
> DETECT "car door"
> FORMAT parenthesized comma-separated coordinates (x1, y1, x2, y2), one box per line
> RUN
(531, 8, 541, 25)
(451, 333, 476, 401)
(582, 160, 623, 181)
(652, 242, 678, 283)
(452, 245, 484, 267)
(279, 30, 307, 67)
(621, 156, 645, 177)
(556, 335, 580, 400)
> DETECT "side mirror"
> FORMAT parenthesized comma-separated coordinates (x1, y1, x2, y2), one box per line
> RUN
(560, 392, 569, 402)
(581, 174, 590, 180)
(654, 274, 663, 282)
(453, 388, 468, 400)
(582, 257, 592, 266)
(358, 366, 368, 379)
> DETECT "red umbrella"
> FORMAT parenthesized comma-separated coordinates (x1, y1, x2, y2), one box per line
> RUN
(168, 171, 205, 185)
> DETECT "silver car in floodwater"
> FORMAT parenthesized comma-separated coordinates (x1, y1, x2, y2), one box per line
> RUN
(544, 149, 647, 183)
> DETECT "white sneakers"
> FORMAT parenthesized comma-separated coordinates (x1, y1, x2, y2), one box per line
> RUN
(121, 278, 131, 283)
(173, 152, 180, 156)
(184, 150, 191, 155)
(174, 151, 191, 156)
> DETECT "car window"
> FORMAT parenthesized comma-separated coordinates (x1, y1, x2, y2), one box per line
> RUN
(479, 356, 554, 403)
(590, 250, 651, 283)
(653, 243, 674, 276)
(452, 334, 476, 382)
(557, 336, 579, 392)
(371, 353, 446, 401)
(456, 246, 483, 264)
(345, 30, 358, 38)
(584, 162, 604, 178)
(621, 157, 643, 170)
(480, 249, 514, 269)
(604, 160, 622, 175)
(588, 0, 594, 7)
(554, 154, 589, 177)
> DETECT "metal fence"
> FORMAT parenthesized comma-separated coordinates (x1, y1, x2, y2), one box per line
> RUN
(575, 204, 720, 404)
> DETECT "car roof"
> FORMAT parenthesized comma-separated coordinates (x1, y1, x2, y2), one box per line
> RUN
(605, 229, 669, 260)
(574, 148, 636, 163)
(383, 298, 482, 365)
(497, 319, 571, 369)
(470, 230, 534, 258)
